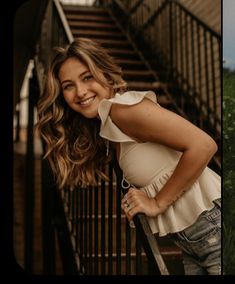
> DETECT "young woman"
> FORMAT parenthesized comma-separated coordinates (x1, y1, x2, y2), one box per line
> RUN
(36, 38, 221, 275)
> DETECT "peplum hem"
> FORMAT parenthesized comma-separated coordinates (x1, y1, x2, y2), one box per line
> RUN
(139, 167, 221, 236)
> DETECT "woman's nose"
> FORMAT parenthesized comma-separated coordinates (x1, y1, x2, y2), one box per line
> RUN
(76, 83, 87, 98)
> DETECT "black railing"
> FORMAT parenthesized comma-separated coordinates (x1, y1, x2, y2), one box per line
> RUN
(54, 158, 169, 275)
(103, 0, 221, 173)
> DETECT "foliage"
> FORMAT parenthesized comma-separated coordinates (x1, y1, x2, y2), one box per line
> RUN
(223, 69, 235, 274)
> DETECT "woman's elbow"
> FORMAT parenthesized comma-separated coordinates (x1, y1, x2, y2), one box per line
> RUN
(202, 135, 218, 158)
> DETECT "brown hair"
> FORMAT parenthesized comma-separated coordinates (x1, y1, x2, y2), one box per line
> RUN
(36, 38, 127, 189)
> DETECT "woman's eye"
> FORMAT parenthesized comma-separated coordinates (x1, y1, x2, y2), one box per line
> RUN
(83, 75, 93, 81)
(63, 84, 73, 90)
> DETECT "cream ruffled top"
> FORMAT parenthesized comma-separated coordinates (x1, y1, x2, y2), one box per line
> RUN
(98, 90, 221, 236)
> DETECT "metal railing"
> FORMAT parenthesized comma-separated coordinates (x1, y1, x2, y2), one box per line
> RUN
(103, 0, 221, 172)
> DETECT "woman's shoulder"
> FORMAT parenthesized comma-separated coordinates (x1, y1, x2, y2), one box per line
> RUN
(98, 90, 158, 119)
(111, 90, 157, 105)
(98, 90, 158, 142)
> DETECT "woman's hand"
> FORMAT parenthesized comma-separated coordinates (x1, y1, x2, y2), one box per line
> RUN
(121, 187, 167, 221)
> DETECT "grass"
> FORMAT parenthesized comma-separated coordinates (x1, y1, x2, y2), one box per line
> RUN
(223, 69, 235, 274)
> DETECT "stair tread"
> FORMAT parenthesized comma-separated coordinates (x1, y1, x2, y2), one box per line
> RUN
(115, 58, 145, 66)
(108, 49, 137, 55)
(72, 29, 124, 37)
(68, 21, 118, 29)
(62, 5, 108, 14)
(123, 70, 154, 76)
(127, 81, 166, 90)
(65, 14, 112, 22)
(95, 38, 131, 46)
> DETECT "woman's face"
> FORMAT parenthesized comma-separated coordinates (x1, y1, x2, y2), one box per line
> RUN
(58, 57, 111, 119)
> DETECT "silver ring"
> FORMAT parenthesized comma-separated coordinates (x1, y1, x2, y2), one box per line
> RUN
(124, 200, 130, 208)
(129, 220, 135, 228)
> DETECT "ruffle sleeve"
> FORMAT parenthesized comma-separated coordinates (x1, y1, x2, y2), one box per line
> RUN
(98, 90, 158, 142)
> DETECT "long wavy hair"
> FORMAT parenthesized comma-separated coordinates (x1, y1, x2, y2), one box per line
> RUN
(36, 38, 127, 189)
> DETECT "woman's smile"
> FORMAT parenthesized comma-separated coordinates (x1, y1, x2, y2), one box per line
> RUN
(59, 57, 111, 118)
(77, 95, 96, 106)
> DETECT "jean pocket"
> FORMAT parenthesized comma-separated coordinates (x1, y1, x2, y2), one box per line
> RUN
(178, 208, 221, 243)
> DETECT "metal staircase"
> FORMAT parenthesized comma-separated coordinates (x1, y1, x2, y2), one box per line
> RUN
(62, 4, 174, 108)
(60, 3, 185, 275)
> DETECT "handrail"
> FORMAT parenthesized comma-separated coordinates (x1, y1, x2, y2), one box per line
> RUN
(53, 0, 74, 43)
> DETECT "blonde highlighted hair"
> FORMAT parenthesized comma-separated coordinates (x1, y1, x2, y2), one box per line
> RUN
(36, 38, 127, 189)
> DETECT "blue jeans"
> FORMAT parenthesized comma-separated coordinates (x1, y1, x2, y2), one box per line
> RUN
(169, 199, 221, 275)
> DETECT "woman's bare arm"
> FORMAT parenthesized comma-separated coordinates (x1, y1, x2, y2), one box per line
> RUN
(110, 98, 218, 219)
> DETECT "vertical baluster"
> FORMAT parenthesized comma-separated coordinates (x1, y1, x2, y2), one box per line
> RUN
(88, 185, 93, 274)
(108, 164, 113, 274)
(75, 187, 79, 256)
(94, 185, 99, 274)
(101, 177, 106, 274)
(179, 7, 184, 108)
(116, 174, 122, 274)
(185, 13, 190, 95)
(125, 219, 131, 274)
(191, 18, 196, 97)
(84, 186, 88, 271)
(204, 29, 210, 122)
(174, 2, 178, 80)
(71, 189, 76, 236)
(79, 187, 84, 271)
(135, 232, 142, 275)
(169, 0, 173, 75)
(197, 23, 203, 127)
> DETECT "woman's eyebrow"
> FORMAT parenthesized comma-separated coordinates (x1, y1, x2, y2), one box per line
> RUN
(61, 70, 90, 85)
(79, 70, 90, 78)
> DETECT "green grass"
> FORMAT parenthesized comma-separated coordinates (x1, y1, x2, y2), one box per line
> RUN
(223, 70, 235, 274)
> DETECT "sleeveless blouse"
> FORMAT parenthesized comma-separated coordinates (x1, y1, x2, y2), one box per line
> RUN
(98, 90, 221, 236)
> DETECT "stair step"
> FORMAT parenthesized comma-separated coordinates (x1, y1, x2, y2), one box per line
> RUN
(72, 29, 125, 39)
(127, 81, 166, 91)
(115, 58, 145, 69)
(93, 38, 133, 49)
(107, 49, 138, 60)
(65, 14, 113, 23)
(123, 70, 155, 80)
(108, 49, 136, 55)
(62, 5, 108, 15)
(68, 21, 119, 31)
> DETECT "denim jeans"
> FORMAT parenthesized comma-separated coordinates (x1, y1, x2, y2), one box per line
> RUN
(169, 199, 221, 275)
